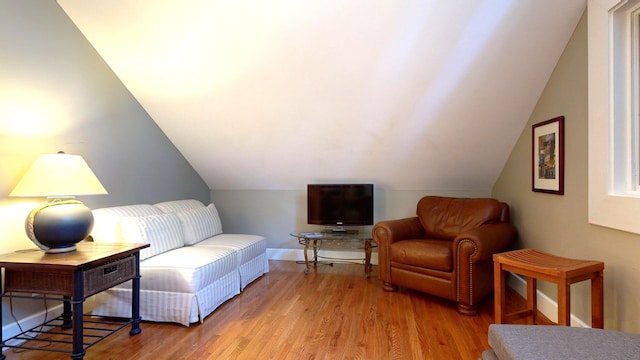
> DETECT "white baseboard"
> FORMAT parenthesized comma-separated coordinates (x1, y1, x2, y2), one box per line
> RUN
(267, 247, 378, 265)
(507, 273, 589, 327)
(2, 302, 63, 344)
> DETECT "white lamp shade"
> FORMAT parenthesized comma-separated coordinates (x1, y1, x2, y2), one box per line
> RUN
(10, 153, 108, 197)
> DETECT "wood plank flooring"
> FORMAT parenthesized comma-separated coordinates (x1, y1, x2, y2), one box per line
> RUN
(2, 260, 536, 360)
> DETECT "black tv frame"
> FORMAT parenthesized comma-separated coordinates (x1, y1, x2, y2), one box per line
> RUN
(306, 184, 374, 230)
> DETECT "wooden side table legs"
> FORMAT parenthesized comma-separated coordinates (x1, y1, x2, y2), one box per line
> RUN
(527, 277, 537, 325)
(591, 271, 605, 328)
(494, 261, 506, 324)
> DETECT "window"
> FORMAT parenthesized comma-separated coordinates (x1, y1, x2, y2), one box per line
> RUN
(610, 1, 640, 195)
(589, 0, 640, 234)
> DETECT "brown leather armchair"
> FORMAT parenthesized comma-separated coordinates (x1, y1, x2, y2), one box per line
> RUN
(373, 196, 516, 315)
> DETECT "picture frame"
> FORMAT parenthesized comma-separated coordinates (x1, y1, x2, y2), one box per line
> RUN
(532, 116, 564, 195)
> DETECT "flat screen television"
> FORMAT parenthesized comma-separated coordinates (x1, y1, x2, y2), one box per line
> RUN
(307, 184, 374, 228)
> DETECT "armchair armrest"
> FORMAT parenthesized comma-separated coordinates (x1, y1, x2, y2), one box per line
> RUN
(373, 217, 425, 284)
(453, 223, 517, 308)
(453, 223, 517, 263)
(373, 217, 425, 246)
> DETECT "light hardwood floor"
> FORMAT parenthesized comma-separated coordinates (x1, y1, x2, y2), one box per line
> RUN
(2, 260, 533, 360)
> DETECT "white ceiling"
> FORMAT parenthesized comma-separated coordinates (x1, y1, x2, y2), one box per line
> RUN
(57, 0, 586, 190)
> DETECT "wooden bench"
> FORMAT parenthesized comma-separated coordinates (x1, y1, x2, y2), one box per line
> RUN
(493, 248, 604, 328)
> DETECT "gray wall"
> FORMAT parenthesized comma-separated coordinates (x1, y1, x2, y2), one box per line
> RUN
(0, 1, 209, 210)
(0, 1, 209, 328)
(493, 12, 640, 333)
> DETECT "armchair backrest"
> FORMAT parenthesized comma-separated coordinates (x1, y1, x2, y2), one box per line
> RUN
(416, 196, 510, 240)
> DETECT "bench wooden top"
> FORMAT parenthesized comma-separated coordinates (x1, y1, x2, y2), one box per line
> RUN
(493, 248, 604, 279)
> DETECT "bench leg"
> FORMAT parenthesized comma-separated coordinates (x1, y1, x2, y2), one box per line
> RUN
(558, 282, 571, 326)
(494, 262, 505, 324)
(591, 271, 604, 328)
(527, 277, 537, 325)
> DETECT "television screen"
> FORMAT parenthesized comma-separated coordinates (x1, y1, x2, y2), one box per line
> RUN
(307, 184, 374, 227)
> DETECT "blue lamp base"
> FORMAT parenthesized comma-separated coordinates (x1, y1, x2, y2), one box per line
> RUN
(26, 199, 94, 253)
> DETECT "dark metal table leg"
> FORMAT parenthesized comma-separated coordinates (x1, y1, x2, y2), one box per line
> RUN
(130, 253, 142, 335)
(71, 271, 85, 360)
(62, 296, 72, 329)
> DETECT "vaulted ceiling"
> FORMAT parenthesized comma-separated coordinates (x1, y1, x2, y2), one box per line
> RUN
(57, 0, 586, 190)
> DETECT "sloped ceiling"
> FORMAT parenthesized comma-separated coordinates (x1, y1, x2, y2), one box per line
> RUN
(57, 0, 585, 190)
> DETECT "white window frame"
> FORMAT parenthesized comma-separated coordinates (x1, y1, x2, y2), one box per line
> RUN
(589, 0, 640, 234)
(632, 7, 640, 191)
(632, 8, 640, 192)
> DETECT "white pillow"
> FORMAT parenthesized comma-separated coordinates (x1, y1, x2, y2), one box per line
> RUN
(154, 199, 205, 213)
(176, 203, 223, 245)
(121, 213, 185, 260)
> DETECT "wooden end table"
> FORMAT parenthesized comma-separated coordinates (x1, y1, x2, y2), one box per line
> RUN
(0, 241, 149, 360)
(493, 248, 604, 328)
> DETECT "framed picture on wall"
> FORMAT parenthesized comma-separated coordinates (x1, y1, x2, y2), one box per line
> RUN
(532, 116, 564, 195)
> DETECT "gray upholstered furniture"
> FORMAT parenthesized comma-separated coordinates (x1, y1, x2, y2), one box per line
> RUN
(482, 324, 640, 360)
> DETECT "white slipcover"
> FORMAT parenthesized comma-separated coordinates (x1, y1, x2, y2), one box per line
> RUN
(90, 200, 267, 326)
(154, 199, 270, 290)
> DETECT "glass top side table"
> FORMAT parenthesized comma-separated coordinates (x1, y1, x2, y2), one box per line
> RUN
(290, 231, 376, 277)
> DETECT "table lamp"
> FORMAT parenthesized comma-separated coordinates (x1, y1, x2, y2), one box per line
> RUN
(9, 151, 108, 253)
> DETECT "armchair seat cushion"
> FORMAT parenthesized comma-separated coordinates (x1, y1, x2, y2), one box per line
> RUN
(390, 239, 452, 272)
